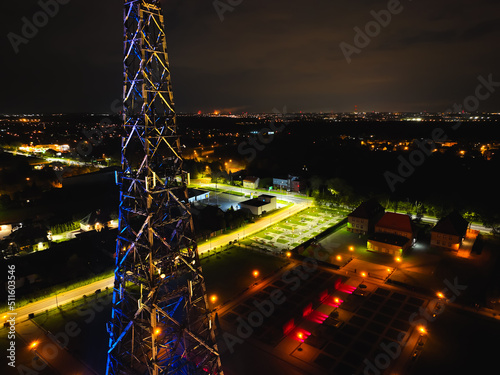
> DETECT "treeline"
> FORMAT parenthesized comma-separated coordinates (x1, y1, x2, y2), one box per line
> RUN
(50, 221, 80, 235)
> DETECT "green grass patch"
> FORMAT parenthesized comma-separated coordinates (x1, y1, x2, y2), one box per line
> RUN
(277, 223, 293, 230)
(225, 190, 245, 197)
(255, 232, 273, 240)
(288, 219, 306, 226)
(276, 238, 289, 244)
(267, 228, 283, 234)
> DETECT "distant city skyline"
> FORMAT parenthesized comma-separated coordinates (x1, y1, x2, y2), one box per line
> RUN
(1, 0, 499, 114)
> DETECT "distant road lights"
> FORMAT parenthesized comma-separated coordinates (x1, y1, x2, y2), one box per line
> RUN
(349, 246, 355, 252)
(29, 341, 38, 350)
(336, 255, 342, 261)
(297, 332, 304, 340)
(360, 272, 367, 278)
(210, 295, 218, 303)
(436, 292, 445, 299)
(286, 251, 292, 258)
(154, 328, 161, 336)
(395, 256, 402, 263)
(252, 270, 260, 278)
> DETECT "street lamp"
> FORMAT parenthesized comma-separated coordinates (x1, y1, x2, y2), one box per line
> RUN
(210, 295, 218, 303)
(252, 270, 259, 278)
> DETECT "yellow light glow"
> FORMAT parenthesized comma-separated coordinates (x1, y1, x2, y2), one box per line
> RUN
(210, 295, 217, 303)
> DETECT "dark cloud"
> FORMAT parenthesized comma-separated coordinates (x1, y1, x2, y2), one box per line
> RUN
(0, 0, 499, 114)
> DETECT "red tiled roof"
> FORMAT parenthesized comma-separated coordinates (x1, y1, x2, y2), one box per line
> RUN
(431, 212, 468, 237)
(375, 212, 412, 233)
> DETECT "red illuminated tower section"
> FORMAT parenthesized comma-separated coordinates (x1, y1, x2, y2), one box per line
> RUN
(106, 1, 223, 374)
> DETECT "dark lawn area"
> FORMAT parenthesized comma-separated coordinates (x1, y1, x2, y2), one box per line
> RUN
(410, 306, 500, 374)
(201, 246, 289, 306)
(33, 290, 113, 374)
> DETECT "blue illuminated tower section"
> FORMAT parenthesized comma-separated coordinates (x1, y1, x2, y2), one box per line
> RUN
(106, 1, 223, 374)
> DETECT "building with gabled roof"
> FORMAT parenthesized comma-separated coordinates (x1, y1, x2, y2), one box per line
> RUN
(347, 199, 385, 234)
(431, 212, 469, 251)
(367, 212, 414, 256)
(375, 212, 413, 239)
(243, 176, 260, 189)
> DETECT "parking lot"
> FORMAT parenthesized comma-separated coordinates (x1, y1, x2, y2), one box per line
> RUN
(245, 207, 349, 253)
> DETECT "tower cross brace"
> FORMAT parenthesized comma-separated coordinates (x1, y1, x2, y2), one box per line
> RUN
(106, 1, 223, 374)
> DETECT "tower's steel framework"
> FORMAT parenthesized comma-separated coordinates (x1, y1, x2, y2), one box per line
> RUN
(106, 1, 223, 374)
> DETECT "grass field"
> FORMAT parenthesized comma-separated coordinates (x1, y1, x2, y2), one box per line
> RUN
(202, 246, 288, 305)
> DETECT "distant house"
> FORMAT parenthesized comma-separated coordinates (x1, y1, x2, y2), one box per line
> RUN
(347, 199, 385, 234)
(272, 175, 303, 192)
(243, 176, 260, 189)
(431, 212, 469, 251)
(187, 188, 209, 203)
(367, 212, 414, 256)
(1, 225, 50, 257)
(80, 210, 111, 232)
(239, 194, 277, 216)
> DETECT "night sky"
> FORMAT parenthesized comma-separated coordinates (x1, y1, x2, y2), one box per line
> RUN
(1, 0, 500, 114)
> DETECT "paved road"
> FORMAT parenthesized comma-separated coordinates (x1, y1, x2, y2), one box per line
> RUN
(8, 278, 114, 323)
(3, 202, 310, 323)
(191, 180, 311, 206)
